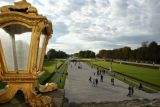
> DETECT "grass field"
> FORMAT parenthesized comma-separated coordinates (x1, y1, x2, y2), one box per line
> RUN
(57, 63, 68, 89)
(46, 60, 68, 89)
(47, 61, 65, 83)
(39, 60, 63, 84)
(91, 60, 160, 87)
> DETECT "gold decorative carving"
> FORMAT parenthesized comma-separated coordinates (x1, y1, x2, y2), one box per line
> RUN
(0, 0, 37, 15)
(39, 83, 57, 93)
(0, 83, 52, 106)
(0, 0, 55, 106)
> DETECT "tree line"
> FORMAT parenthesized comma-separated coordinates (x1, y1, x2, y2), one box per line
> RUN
(45, 49, 69, 60)
(97, 41, 160, 63)
(74, 50, 96, 58)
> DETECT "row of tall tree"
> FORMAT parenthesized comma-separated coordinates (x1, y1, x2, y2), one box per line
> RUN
(45, 49, 69, 60)
(74, 50, 96, 58)
(97, 41, 160, 63)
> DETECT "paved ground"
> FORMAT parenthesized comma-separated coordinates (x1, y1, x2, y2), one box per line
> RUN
(65, 62, 160, 103)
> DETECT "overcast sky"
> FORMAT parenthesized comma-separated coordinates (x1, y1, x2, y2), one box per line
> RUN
(1, 0, 160, 54)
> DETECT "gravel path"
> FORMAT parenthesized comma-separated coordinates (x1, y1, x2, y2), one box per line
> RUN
(64, 62, 160, 103)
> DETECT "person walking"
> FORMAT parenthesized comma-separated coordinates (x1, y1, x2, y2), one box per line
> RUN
(111, 77, 114, 85)
(131, 86, 134, 96)
(95, 78, 98, 86)
(127, 85, 132, 97)
(89, 76, 92, 82)
(92, 78, 96, 87)
(139, 83, 143, 90)
(100, 75, 103, 82)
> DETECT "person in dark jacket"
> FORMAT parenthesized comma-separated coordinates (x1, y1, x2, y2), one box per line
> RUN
(127, 85, 132, 97)
(95, 78, 98, 86)
(89, 76, 92, 82)
(111, 77, 114, 85)
(101, 75, 103, 82)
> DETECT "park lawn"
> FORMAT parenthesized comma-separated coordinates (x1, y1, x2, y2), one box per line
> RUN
(57, 63, 68, 89)
(39, 60, 63, 84)
(92, 60, 160, 86)
(47, 61, 65, 83)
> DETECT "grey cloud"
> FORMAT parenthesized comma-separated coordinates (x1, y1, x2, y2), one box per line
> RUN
(79, 33, 160, 50)
(33, 0, 44, 6)
(96, 41, 124, 49)
(62, 0, 88, 15)
(111, 0, 128, 17)
(54, 22, 69, 37)
(116, 34, 160, 44)
(146, 0, 160, 33)
(80, 34, 108, 42)
(96, 0, 109, 7)
(1, 0, 160, 54)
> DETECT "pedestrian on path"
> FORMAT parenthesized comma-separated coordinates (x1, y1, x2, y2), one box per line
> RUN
(100, 75, 103, 82)
(127, 85, 132, 97)
(89, 76, 92, 82)
(92, 78, 96, 87)
(139, 83, 143, 90)
(131, 86, 134, 96)
(111, 77, 114, 85)
(95, 78, 98, 86)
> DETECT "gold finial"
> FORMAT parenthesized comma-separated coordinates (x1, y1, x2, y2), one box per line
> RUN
(14, 0, 30, 7)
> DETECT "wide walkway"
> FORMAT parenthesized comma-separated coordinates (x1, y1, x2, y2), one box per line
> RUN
(65, 62, 160, 103)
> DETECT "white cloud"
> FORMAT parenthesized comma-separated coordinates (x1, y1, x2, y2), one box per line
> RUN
(0, 0, 160, 54)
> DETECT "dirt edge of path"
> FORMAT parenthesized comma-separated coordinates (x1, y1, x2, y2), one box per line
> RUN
(63, 98, 160, 107)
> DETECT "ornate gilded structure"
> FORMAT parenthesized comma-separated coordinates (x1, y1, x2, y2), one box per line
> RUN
(0, 0, 57, 106)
